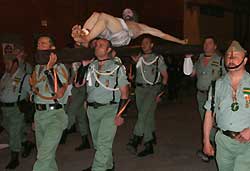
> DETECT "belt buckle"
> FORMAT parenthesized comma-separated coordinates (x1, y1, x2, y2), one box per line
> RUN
(37, 104, 43, 110)
(231, 132, 239, 139)
(49, 105, 55, 110)
(93, 103, 98, 109)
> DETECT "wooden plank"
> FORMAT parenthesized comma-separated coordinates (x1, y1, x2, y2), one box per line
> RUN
(34, 43, 203, 64)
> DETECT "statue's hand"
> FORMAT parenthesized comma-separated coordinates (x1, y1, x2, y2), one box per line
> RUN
(71, 25, 84, 42)
(183, 38, 189, 45)
(71, 25, 89, 47)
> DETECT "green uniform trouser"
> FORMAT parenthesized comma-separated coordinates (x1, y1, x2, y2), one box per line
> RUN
(87, 104, 118, 171)
(1, 105, 25, 152)
(215, 131, 250, 171)
(33, 108, 68, 171)
(197, 91, 208, 121)
(197, 91, 216, 142)
(67, 86, 88, 136)
(133, 85, 160, 143)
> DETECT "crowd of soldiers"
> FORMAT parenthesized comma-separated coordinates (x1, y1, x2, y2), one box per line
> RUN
(0, 34, 168, 171)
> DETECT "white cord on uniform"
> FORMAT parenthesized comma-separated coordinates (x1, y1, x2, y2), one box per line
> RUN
(137, 56, 160, 85)
(87, 65, 120, 91)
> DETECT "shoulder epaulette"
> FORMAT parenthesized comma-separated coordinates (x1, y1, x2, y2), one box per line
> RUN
(113, 57, 123, 66)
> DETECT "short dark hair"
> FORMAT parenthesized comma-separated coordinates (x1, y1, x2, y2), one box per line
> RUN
(98, 38, 113, 49)
(89, 37, 101, 49)
(203, 36, 217, 45)
(141, 34, 155, 44)
(106, 39, 113, 49)
(35, 33, 56, 46)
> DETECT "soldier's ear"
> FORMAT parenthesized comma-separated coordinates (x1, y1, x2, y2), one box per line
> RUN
(244, 56, 248, 64)
(107, 47, 112, 53)
(150, 42, 154, 48)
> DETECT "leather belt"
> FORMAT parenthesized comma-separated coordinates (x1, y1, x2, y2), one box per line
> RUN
(35, 103, 63, 111)
(87, 102, 117, 109)
(198, 89, 208, 94)
(0, 102, 17, 107)
(222, 130, 240, 139)
(136, 83, 161, 88)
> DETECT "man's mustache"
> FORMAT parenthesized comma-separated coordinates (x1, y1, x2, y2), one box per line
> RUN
(227, 63, 236, 67)
(124, 15, 133, 20)
(226, 57, 245, 69)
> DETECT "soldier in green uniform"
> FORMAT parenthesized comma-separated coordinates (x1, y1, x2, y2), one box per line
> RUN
(30, 35, 69, 171)
(0, 54, 31, 169)
(61, 39, 100, 148)
(127, 35, 168, 157)
(186, 36, 226, 162)
(14, 43, 35, 158)
(79, 38, 129, 171)
(14, 44, 33, 74)
(64, 61, 90, 150)
(203, 41, 250, 171)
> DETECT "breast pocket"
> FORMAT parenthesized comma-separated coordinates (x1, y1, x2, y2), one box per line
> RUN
(217, 94, 231, 112)
(212, 66, 221, 80)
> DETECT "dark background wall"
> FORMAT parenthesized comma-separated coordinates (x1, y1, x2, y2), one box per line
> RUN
(0, 0, 184, 73)
(0, 0, 184, 49)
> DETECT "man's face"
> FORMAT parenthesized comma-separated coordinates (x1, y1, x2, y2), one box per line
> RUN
(122, 8, 134, 21)
(141, 38, 153, 53)
(37, 37, 53, 50)
(94, 39, 111, 58)
(203, 38, 217, 54)
(13, 49, 26, 60)
(225, 50, 246, 71)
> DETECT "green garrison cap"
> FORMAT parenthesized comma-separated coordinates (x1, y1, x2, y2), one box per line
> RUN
(226, 40, 246, 54)
(3, 54, 16, 61)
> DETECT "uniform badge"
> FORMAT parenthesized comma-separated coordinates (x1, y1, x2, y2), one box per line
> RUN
(211, 61, 219, 66)
(105, 80, 109, 87)
(243, 88, 250, 108)
(231, 102, 239, 111)
(151, 68, 155, 75)
(95, 73, 100, 87)
(12, 78, 20, 92)
(95, 81, 99, 87)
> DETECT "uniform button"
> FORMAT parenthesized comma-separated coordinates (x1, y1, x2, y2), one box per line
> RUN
(230, 123, 232, 125)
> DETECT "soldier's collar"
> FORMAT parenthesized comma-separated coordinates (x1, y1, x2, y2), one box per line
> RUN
(142, 51, 153, 55)
(204, 54, 213, 58)
(97, 58, 111, 62)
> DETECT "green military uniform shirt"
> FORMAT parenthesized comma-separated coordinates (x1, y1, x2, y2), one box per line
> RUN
(19, 60, 33, 74)
(194, 53, 225, 91)
(0, 68, 30, 103)
(136, 53, 167, 84)
(32, 63, 68, 104)
(86, 58, 129, 103)
(205, 72, 250, 132)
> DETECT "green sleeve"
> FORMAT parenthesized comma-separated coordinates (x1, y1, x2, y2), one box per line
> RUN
(118, 65, 129, 88)
(158, 56, 167, 72)
(23, 74, 32, 95)
(56, 64, 69, 84)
